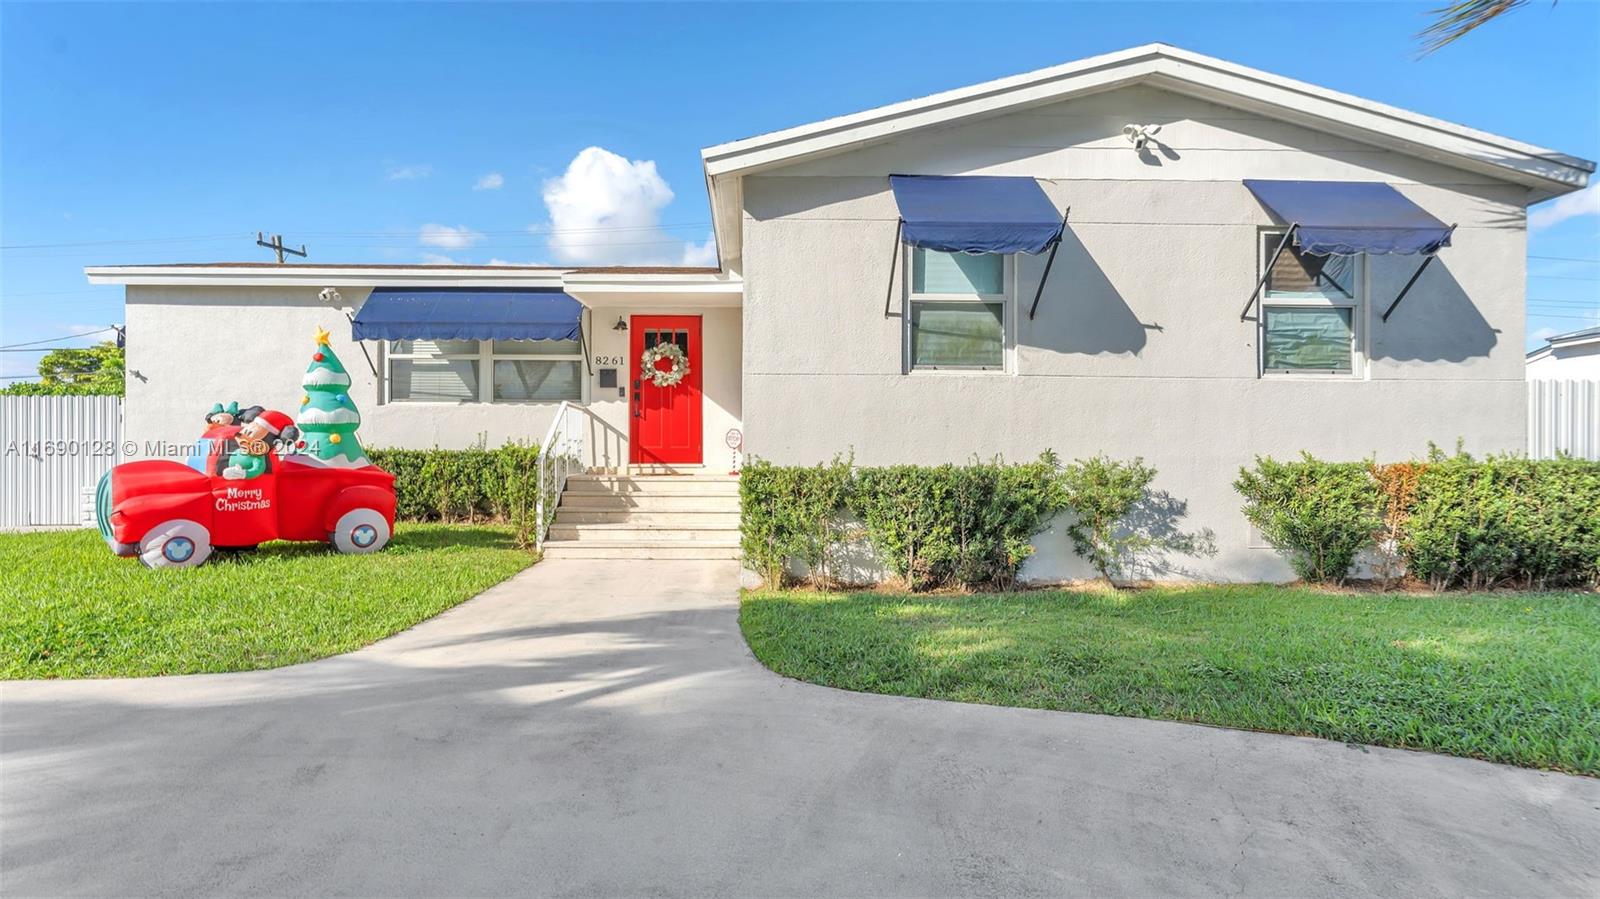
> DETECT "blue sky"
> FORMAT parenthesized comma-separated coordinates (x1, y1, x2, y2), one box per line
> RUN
(3, 1, 1597, 383)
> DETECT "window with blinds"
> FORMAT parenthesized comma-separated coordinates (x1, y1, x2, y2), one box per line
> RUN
(1259, 231, 1362, 376)
(907, 249, 1010, 371)
(387, 338, 584, 403)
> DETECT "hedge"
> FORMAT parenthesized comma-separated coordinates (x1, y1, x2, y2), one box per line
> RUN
(1237, 451, 1600, 589)
(367, 442, 541, 547)
(740, 453, 1204, 590)
(848, 456, 1065, 591)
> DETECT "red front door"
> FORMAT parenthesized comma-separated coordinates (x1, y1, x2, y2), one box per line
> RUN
(630, 315, 702, 464)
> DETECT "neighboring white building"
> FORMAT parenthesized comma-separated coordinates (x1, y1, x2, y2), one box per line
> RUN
(1527, 326, 1600, 379)
(86, 45, 1594, 581)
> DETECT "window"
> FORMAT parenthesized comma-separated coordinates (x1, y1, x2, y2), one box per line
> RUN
(907, 248, 1010, 371)
(1259, 232, 1362, 376)
(387, 338, 583, 403)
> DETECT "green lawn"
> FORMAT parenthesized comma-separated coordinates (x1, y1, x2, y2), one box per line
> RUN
(1, 524, 534, 679)
(741, 586, 1600, 774)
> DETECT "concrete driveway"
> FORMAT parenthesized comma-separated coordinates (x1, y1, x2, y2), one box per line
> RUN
(3, 560, 1596, 898)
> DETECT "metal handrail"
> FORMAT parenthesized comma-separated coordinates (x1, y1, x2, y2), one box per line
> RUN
(535, 402, 574, 551)
(534, 402, 629, 550)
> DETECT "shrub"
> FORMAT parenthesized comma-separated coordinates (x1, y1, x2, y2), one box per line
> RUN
(487, 441, 542, 549)
(1234, 454, 1384, 584)
(368, 441, 541, 546)
(1369, 460, 1426, 587)
(1058, 455, 1156, 581)
(739, 456, 854, 587)
(848, 454, 1064, 591)
(1405, 452, 1600, 590)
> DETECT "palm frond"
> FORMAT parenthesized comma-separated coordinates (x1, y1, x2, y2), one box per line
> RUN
(1417, 0, 1534, 53)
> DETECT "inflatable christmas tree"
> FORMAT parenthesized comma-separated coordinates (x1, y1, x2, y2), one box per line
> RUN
(293, 326, 370, 468)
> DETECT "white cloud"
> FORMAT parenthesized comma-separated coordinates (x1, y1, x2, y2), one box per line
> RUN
(680, 233, 718, 267)
(1530, 185, 1599, 230)
(474, 172, 505, 191)
(419, 223, 485, 249)
(386, 163, 433, 181)
(538, 146, 717, 267)
(420, 253, 457, 265)
(1531, 326, 1561, 343)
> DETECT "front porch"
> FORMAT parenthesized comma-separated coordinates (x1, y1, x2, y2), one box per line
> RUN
(539, 270, 745, 558)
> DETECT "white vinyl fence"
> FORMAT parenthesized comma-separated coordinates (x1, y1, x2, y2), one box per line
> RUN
(0, 396, 122, 528)
(1528, 380, 1600, 461)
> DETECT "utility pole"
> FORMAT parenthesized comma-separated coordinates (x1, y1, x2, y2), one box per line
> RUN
(256, 232, 307, 264)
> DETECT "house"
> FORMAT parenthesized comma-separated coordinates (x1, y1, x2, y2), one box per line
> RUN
(1527, 326, 1600, 379)
(86, 44, 1593, 581)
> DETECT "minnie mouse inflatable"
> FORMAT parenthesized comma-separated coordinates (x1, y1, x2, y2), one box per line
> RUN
(222, 408, 299, 480)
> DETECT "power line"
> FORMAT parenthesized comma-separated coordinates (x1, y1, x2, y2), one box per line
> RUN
(0, 221, 714, 252)
(0, 346, 111, 353)
(1529, 273, 1600, 281)
(1529, 254, 1600, 264)
(0, 233, 249, 250)
(297, 222, 712, 238)
(0, 327, 115, 350)
(0, 289, 118, 300)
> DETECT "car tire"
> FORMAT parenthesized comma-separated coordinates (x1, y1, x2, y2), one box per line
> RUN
(138, 519, 213, 569)
(330, 508, 390, 554)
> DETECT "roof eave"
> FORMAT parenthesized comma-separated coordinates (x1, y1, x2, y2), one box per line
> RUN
(84, 264, 741, 297)
(701, 43, 1592, 194)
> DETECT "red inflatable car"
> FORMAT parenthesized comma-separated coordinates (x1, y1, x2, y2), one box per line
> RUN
(96, 423, 396, 568)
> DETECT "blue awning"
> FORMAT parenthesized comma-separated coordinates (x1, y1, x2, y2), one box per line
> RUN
(889, 175, 1064, 255)
(351, 288, 583, 341)
(1244, 180, 1453, 256)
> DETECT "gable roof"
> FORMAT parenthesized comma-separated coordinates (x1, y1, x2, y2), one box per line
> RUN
(701, 43, 1594, 269)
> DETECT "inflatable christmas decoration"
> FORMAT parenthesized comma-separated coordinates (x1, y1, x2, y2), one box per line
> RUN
(294, 326, 370, 468)
(96, 327, 397, 569)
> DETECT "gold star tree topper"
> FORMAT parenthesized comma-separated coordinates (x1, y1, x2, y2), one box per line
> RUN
(314, 325, 332, 346)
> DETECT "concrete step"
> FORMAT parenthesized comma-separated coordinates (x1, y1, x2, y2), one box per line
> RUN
(608, 465, 725, 477)
(552, 510, 742, 527)
(541, 542, 742, 561)
(546, 524, 739, 542)
(563, 478, 739, 496)
(557, 495, 741, 513)
(569, 473, 739, 482)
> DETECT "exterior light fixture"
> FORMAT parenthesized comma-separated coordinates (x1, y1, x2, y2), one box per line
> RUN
(1122, 123, 1161, 150)
(612, 317, 628, 331)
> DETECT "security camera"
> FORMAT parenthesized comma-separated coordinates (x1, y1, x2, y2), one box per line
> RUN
(318, 287, 343, 304)
(1123, 123, 1162, 150)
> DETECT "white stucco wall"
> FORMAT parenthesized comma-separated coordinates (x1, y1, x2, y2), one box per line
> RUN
(739, 84, 1531, 583)
(122, 286, 741, 467)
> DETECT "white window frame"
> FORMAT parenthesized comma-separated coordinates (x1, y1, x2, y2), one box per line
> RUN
(1258, 229, 1367, 379)
(383, 335, 588, 405)
(903, 248, 1016, 374)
